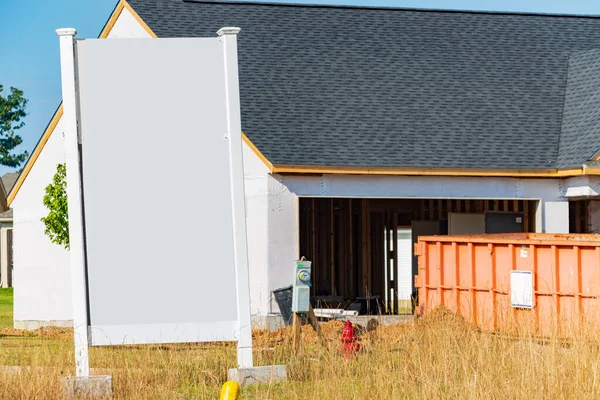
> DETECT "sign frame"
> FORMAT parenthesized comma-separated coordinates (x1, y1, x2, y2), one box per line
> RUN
(56, 26, 253, 377)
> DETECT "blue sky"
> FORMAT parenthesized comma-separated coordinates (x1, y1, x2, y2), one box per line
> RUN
(2, 0, 600, 176)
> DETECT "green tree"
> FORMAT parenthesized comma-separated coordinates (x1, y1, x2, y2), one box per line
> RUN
(41, 163, 69, 249)
(0, 85, 29, 167)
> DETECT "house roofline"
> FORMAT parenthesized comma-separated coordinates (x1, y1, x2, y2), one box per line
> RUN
(271, 164, 600, 178)
(10, 0, 598, 208)
(242, 134, 273, 171)
(122, 1, 156, 38)
(8, 106, 63, 206)
(97, 0, 155, 38)
(183, 0, 600, 20)
(97, 0, 124, 36)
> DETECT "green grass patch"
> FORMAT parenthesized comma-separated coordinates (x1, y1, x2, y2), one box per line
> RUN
(0, 288, 13, 329)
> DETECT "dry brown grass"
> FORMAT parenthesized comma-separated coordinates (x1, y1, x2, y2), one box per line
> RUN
(2, 308, 600, 399)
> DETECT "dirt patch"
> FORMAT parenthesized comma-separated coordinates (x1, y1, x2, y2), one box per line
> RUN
(303, 320, 345, 343)
(0, 327, 72, 339)
(253, 326, 293, 347)
(32, 327, 73, 339)
(367, 322, 410, 344)
(253, 320, 348, 348)
(415, 306, 479, 334)
(254, 308, 478, 348)
(0, 328, 36, 338)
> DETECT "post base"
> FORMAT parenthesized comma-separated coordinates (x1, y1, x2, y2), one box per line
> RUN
(227, 365, 287, 386)
(62, 375, 113, 398)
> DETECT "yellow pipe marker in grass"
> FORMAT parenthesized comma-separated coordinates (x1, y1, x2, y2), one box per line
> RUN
(220, 381, 240, 400)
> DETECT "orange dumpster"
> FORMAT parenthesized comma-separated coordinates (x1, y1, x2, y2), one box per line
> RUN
(414, 233, 600, 336)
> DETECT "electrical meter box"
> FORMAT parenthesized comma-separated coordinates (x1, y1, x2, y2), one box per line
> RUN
(292, 260, 312, 313)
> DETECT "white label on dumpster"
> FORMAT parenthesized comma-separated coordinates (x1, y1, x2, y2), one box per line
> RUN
(511, 270, 533, 309)
(520, 248, 528, 258)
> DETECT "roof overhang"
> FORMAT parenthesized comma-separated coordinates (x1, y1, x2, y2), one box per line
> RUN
(269, 165, 600, 178)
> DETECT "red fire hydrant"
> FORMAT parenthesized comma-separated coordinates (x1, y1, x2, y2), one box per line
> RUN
(341, 320, 361, 360)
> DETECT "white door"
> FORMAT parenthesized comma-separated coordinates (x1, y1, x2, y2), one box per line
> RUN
(396, 229, 413, 312)
(384, 227, 413, 314)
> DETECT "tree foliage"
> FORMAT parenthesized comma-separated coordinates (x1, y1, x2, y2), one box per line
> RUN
(41, 163, 69, 249)
(0, 85, 29, 167)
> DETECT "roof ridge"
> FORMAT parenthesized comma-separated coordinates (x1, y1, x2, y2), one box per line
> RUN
(182, 0, 600, 19)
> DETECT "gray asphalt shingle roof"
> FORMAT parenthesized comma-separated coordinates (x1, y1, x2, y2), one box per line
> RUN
(127, 0, 600, 170)
(0, 209, 13, 219)
(558, 48, 600, 168)
(2, 172, 19, 194)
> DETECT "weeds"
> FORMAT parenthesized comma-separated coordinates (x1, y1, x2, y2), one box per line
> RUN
(1, 309, 600, 399)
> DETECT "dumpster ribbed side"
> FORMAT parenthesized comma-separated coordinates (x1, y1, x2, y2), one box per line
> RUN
(415, 234, 600, 336)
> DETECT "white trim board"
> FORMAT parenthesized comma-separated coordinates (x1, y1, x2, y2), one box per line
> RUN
(90, 321, 238, 346)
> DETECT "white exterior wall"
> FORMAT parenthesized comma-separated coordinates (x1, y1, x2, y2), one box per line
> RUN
(12, 121, 72, 327)
(103, 8, 150, 39)
(267, 175, 298, 313)
(243, 145, 270, 316)
(564, 176, 600, 198)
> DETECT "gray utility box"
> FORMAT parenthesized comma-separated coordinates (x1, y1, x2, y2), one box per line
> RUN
(292, 260, 311, 313)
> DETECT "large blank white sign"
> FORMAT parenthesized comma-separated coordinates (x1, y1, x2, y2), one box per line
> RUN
(75, 38, 239, 345)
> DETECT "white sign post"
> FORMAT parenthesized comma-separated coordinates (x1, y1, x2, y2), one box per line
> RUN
(218, 27, 254, 370)
(56, 27, 285, 396)
(56, 28, 92, 384)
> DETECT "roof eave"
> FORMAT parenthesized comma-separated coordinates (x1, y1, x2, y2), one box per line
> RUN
(271, 164, 591, 178)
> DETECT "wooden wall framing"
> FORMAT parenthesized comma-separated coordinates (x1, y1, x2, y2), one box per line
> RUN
(569, 200, 590, 233)
(298, 198, 538, 313)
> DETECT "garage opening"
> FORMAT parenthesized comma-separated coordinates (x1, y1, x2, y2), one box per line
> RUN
(569, 199, 590, 233)
(299, 198, 538, 315)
